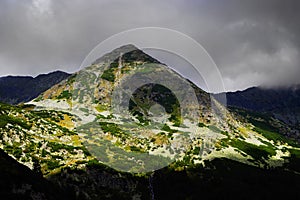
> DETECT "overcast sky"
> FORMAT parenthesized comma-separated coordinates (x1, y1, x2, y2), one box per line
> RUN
(0, 0, 300, 92)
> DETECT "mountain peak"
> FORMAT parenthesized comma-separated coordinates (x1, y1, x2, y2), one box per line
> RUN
(116, 44, 139, 51)
(92, 44, 161, 65)
(92, 44, 138, 64)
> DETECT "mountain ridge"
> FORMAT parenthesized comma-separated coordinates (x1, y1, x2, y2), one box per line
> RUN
(0, 71, 71, 105)
(223, 86, 300, 141)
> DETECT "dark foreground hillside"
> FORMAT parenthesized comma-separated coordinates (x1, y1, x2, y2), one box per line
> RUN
(1, 150, 300, 200)
(0, 149, 71, 200)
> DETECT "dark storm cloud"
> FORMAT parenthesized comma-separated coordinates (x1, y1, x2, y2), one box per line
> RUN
(0, 0, 299, 92)
(194, 0, 300, 91)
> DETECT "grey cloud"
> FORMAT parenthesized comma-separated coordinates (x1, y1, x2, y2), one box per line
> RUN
(0, 0, 299, 92)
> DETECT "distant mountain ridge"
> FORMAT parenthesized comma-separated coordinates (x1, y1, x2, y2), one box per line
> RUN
(225, 86, 300, 128)
(0, 71, 71, 105)
(226, 86, 300, 111)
